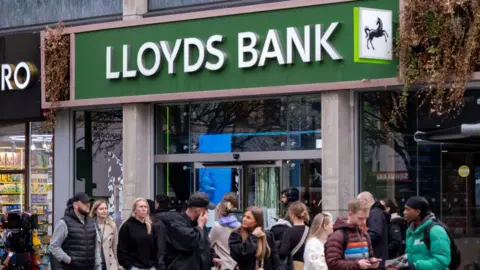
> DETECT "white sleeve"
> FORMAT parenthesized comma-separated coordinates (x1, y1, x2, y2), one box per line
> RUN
(303, 239, 328, 270)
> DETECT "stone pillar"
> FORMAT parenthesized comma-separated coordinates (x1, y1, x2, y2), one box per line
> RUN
(123, 0, 148, 20)
(121, 0, 151, 218)
(53, 109, 74, 225)
(122, 104, 154, 217)
(321, 90, 356, 219)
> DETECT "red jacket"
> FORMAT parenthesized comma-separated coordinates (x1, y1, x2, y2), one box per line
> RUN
(325, 217, 375, 270)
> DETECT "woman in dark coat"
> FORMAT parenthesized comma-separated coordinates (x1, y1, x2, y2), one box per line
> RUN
(229, 207, 283, 270)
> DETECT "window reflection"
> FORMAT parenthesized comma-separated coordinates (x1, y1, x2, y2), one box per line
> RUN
(155, 95, 322, 154)
(190, 99, 287, 153)
(287, 96, 322, 150)
(155, 162, 193, 203)
(74, 110, 123, 226)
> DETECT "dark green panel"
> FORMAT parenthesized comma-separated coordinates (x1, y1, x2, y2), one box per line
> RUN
(75, 0, 399, 99)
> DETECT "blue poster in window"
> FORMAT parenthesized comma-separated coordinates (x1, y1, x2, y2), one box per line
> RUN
(199, 134, 232, 205)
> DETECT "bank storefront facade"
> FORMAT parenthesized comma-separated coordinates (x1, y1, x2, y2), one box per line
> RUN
(47, 0, 480, 265)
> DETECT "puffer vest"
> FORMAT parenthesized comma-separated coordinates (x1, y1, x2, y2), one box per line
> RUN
(51, 210, 97, 270)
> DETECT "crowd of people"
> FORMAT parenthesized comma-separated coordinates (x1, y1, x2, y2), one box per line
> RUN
(46, 188, 458, 270)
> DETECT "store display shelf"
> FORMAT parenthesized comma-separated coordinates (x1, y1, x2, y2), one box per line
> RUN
(0, 192, 21, 195)
(2, 203, 21, 205)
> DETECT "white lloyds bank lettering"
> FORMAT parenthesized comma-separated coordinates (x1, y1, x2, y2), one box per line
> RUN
(137, 42, 161, 77)
(184, 38, 206, 73)
(238, 32, 260, 69)
(105, 22, 342, 80)
(315, 23, 343, 61)
(286, 25, 311, 64)
(122, 45, 137, 78)
(160, 39, 182, 75)
(258, 29, 286, 67)
(205, 35, 226, 71)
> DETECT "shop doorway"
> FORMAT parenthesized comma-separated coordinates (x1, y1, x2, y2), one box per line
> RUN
(155, 150, 322, 228)
(194, 161, 282, 228)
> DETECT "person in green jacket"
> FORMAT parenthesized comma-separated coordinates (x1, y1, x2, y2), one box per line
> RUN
(403, 196, 451, 269)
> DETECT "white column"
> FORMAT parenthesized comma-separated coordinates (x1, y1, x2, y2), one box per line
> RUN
(123, 0, 148, 20)
(122, 104, 154, 217)
(53, 109, 74, 225)
(321, 90, 356, 219)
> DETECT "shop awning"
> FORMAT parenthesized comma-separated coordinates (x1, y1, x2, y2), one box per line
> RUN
(414, 123, 480, 144)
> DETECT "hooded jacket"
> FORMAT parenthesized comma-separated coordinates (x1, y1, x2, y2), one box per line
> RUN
(367, 201, 389, 266)
(325, 217, 374, 270)
(405, 214, 451, 269)
(117, 217, 159, 270)
(159, 211, 216, 270)
(209, 216, 241, 270)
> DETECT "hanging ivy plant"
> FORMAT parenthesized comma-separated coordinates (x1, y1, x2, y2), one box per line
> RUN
(394, 0, 480, 125)
(42, 22, 70, 132)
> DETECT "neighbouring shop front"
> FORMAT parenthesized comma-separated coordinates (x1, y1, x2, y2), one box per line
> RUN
(359, 89, 480, 267)
(0, 32, 53, 266)
(46, 0, 399, 229)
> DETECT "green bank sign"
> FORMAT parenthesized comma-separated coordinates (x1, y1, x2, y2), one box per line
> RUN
(75, 0, 398, 100)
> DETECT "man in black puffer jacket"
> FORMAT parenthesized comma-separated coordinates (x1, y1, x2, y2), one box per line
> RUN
(50, 193, 100, 270)
(159, 192, 221, 270)
(358, 191, 390, 269)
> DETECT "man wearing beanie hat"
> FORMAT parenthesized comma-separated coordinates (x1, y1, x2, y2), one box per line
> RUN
(403, 196, 452, 269)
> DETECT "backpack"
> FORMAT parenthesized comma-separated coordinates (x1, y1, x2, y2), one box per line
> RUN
(423, 220, 461, 270)
(391, 217, 408, 255)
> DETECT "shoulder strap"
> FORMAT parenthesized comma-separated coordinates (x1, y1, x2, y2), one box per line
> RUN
(343, 229, 349, 251)
(291, 226, 309, 256)
(423, 221, 437, 250)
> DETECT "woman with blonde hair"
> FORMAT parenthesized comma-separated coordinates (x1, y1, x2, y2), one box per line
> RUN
(229, 207, 282, 270)
(209, 199, 241, 269)
(117, 198, 159, 270)
(279, 201, 310, 270)
(303, 212, 333, 270)
(90, 200, 120, 270)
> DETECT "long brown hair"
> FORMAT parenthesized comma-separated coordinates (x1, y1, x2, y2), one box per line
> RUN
(239, 207, 271, 261)
(89, 200, 116, 229)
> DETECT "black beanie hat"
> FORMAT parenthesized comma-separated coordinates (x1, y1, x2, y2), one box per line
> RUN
(405, 196, 429, 218)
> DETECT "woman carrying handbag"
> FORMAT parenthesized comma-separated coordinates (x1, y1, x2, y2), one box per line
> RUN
(278, 202, 310, 270)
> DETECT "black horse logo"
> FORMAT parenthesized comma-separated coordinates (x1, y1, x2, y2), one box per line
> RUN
(364, 17, 389, 50)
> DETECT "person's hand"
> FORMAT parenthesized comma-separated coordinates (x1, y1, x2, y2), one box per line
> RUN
(198, 211, 208, 228)
(252, 227, 265, 237)
(370, 260, 380, 269)
(213, 258, 222, 269)
(357, 259, 372, 269)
